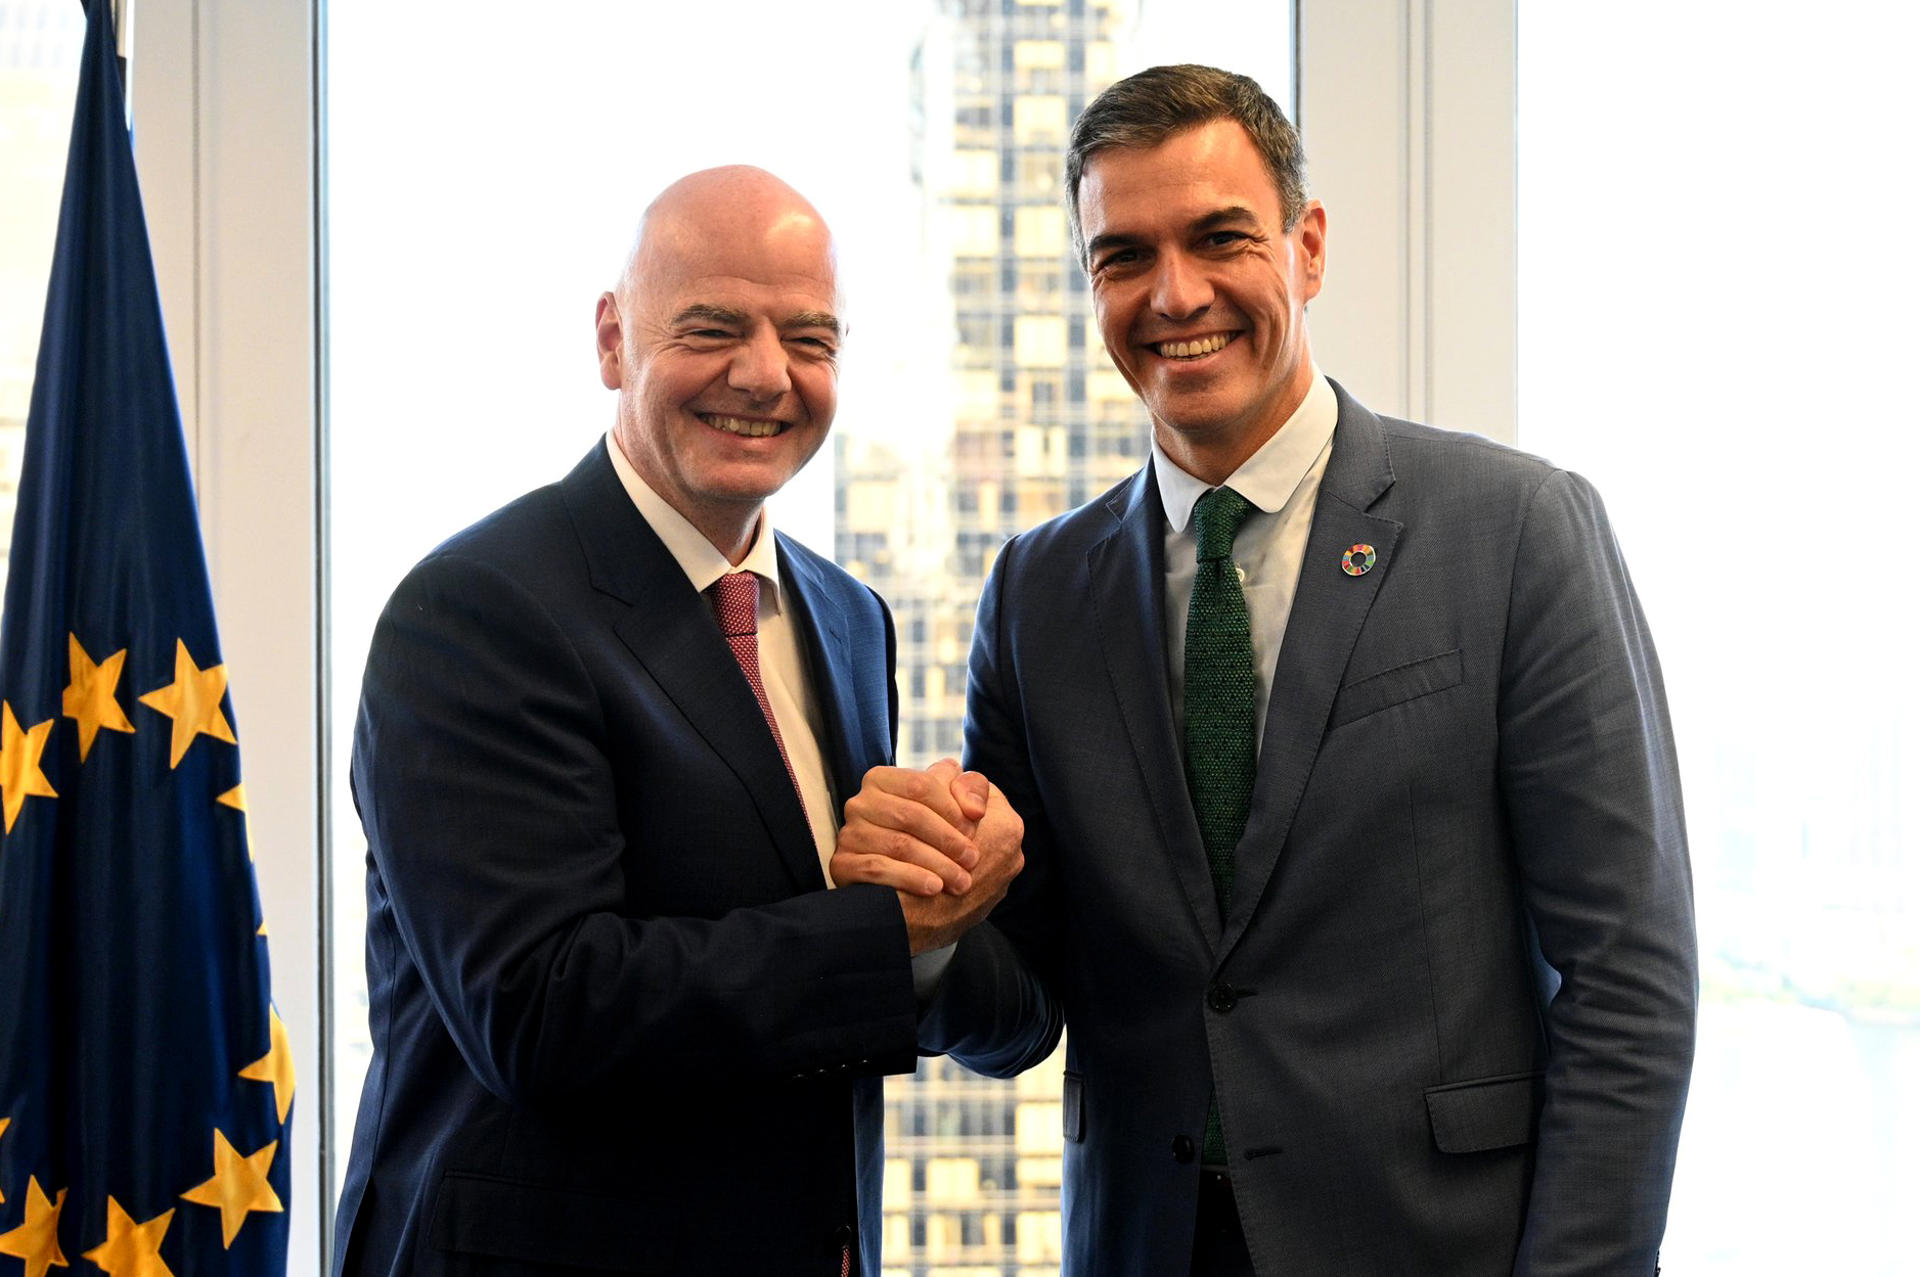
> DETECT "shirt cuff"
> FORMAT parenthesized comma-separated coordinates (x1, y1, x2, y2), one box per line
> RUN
(911, 943, 959, 1004)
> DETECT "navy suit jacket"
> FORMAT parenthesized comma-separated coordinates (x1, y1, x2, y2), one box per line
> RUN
(933, 385, 1697, 1276)
(334, 445, 918, 1277)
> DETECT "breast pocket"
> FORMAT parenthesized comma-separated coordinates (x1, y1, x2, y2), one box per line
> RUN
(1329, 648, 1463, 730)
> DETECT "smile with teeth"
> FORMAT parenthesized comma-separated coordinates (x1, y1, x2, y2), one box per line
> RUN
(1155, 333, 1235, 360)
(701, 413, 786, 438)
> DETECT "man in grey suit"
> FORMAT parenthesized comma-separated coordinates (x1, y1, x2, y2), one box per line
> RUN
(837, 64, 1696, 1275)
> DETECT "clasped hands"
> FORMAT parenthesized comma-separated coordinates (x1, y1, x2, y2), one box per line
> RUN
(832, 759, 1024, 956)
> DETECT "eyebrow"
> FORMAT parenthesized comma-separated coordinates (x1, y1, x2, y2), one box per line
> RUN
(1083, 230, 1139, 262)
(670, 304, 750, 329)
(1085, 205, 1264, 261)
(1192, 206, 1261, 233)
(669, 303, 841, 338)
(781, 310, 842, 338)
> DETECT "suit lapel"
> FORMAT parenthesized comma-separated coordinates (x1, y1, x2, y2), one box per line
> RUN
(1222, 386, 1404, 953)
(777, 537, 866, 814)
(560, 448, 824, 892)
(1087, 466, 1223, 949)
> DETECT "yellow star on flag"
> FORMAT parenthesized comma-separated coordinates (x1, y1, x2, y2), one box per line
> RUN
(80, 1198, 173, 1277)
(0, 1176, 68, 1277)
(62, 635, 135, 762)
(215, 783, 252, 861)
(238, 1007, 295, 1123)
(0, 702, 59, 835)
(178, 1131, 281, 1248)
(137, 640, 236, 768)
(0, 1117, 9, 1203)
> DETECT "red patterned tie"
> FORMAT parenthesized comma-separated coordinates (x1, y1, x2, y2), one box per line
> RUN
(711, 574, 838, 1276)
(708, 572, 809, 822)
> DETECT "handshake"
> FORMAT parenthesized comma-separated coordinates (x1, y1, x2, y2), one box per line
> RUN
(831, 760, 1026, 957)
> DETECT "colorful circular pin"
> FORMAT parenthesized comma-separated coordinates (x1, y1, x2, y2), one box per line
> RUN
(1341, 544, 1376, 576)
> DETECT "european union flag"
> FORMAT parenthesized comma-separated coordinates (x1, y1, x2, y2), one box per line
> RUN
(0, 4, 292, 1277)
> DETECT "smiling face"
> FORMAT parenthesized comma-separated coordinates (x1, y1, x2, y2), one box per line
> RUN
(1078, 119, 1326, 484)
(596, 167, 842, 561)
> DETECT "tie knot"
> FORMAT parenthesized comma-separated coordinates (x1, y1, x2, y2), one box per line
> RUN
(709, 572, 759, 637)
(1192, 486, 1254, 561)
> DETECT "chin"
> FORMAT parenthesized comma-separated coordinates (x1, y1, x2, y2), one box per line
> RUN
(1149, 399, 1245, 437)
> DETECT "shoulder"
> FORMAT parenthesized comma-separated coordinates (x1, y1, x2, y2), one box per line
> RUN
(399, 445, 619, 604)
(1343, 403, 1603, 544)
(776, 531, 893, 648)
(1355, 408, 1630, 608)
(435, 482, 572, 563)
(998, 468, 1145, 569)
(391, 485, 577, 614)
(778, 533, 882, 607)
(366, 460, 612, 675)
(1374, 414, 1560, 504)
(1379, 416, 1616, 536)
(778, 530, 864, 591)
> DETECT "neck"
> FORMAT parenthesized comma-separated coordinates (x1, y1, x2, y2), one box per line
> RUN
(695, 511, 761, 566)
(1156, 418, 1283, 488)
(1155, 370, 1314, 487)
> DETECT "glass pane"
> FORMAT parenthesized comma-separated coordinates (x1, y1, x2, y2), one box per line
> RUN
(326, 3, 1289, 1273)
(1520, 5, 1919, 1272)
(0, 3, 87, 621)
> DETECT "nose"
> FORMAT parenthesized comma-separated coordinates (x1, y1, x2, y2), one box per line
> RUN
(1149, 252, 1213, 321)
(728, 328, 791, 403)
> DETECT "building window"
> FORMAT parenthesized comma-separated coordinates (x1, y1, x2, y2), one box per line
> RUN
(326, 7, 1295, 1277)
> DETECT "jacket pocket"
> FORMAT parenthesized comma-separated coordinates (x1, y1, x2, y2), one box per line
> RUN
(1423, 1071, 1543, 1154)
(1330, 648, 1463, 729)
(1062, 1070, 1085, 1144)
(429, 1172, 673, 1272)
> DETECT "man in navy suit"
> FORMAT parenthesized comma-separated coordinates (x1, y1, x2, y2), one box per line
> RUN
(333, 166, 1030, 1277)
(843, 65, 1696, 1275)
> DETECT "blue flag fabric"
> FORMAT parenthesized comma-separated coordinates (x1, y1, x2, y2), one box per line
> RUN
(0, 3, 292, 1277)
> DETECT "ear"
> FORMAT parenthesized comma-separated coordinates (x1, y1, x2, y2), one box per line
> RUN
(1296, 201, 1328, 300)
(594, 292, 624, 389)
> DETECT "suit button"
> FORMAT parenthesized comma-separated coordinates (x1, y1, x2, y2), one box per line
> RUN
(829, 1223, 853, 1253)
(1207, 983, 1237, 1013)
(1172, 1134, 1195, 1163)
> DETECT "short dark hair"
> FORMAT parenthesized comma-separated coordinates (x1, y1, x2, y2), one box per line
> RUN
(1065, 64, 1308, 263)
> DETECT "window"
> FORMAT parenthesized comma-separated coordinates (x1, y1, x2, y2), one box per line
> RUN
(1011, 94, 1067, 147)
(1519, 4, 1918, 1271)
(0, 2, 85, 619)
(324, 4, 1293, 1275)
(1013, 205, 1067, 258)
(1013, 315, 1067, 367)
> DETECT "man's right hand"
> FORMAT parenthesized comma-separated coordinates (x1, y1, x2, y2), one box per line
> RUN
(833, 760, 1025, 955)
(895, 780, 1024, 954)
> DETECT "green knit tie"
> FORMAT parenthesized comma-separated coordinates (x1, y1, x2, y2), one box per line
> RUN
(1184, 485, 1257, 910)
(1185, 485, 1256, 1168)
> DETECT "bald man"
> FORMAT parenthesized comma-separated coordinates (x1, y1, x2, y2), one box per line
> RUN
(333, 168, 1031, 1277)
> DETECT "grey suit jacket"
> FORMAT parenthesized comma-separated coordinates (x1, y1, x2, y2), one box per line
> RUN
(934, 384, 1696, 1276)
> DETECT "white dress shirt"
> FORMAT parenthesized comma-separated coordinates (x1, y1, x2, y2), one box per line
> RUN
(1155, 370, 1338, 757)
(605, 433, 842, 880)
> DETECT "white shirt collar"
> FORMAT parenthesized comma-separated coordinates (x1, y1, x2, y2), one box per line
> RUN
(603, 432, 783, 602)
(1153, 369, 1338, 531)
